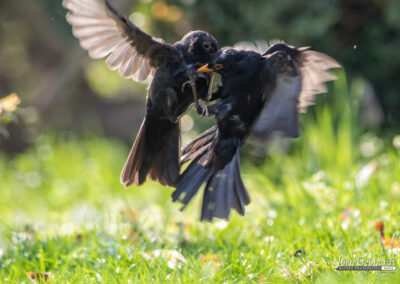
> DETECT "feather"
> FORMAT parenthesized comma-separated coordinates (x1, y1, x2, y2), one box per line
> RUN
(232, 152, 250, 215)
(297, 50, 340, 112)
(134, 57, 152, 81)
(172, 153, 213, 206)
(252, 45, 340, 138)
(252, 64, 302, 138)
(233, 40, 269, 53)
(63, 0, 178, 82)
(199, 148, 248, 221)
(119, 48, 136, 77)
(88, 37, 126, 59)
(120, 118, 148, 187)
(105, 41, 131, 70)
(72, 25, 119, 38)
(66, 14, 115, 27)
(148, 122, 181, 186)
(180, 126, 217, 164)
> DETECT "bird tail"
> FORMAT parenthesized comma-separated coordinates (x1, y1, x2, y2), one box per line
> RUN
(173, 140, 250, 221)
(172, 145, 214, 208)
(180, 126, 218, 164)
(200, 148, 250, 221)
(120, 117, 180, 187)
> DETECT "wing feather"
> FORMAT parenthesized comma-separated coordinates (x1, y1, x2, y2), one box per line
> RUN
(252, 45, 340, 138)
(63, 0, 180, 82)
(232, 40, 271, 54)
(105, 41, 131, 70)
(119, 48, 136, 77)
(252, 66, 303, 138)
(297, 50, 340, 112)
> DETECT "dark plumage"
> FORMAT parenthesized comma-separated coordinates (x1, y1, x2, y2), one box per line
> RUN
(173, 43, 340, 221)
(63, 0, 219, 187)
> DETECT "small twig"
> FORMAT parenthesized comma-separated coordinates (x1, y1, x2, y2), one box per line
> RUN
(207, 72, 215, 101)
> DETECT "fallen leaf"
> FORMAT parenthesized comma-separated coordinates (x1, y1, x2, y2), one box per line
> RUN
(200, 254, 218, 263)
(373, 221, 384, 238)
(382, 237, 399, 248)
(258, 275, 267, 282)
(27, 272, 52, 281)
(373, 221, 399, 248)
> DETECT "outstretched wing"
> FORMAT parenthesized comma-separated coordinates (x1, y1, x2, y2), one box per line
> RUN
(297, 50, 340, 112)
(62, 0, 181, 81)
(251, 44, 340, 138)
(232, 40, 271, 54)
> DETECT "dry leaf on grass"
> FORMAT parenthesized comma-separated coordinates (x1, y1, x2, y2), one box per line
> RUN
(27, 272, 52, 282)
(200, 254, 219, 263)
(373, 221, 399, 248)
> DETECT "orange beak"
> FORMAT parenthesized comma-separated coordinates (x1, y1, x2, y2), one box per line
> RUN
(197, 64, 214, 73)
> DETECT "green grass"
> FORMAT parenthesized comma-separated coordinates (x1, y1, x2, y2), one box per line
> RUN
(1, 71, 400, 282)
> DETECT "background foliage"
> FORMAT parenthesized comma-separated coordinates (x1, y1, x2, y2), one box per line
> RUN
(0, 0, 399, 149)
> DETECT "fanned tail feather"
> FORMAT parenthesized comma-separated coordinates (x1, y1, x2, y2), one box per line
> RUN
(120, 118, 149, 186)
(148, 122, 181, 186)
(180, 126, 217, 164)
(174, 142, 250, 221)
(172, 151, 213, 208)
(200, 149, 250, 221)
(121, 117, 180, 187)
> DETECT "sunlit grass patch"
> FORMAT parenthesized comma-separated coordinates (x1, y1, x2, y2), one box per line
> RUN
(1, 73, 400, 282)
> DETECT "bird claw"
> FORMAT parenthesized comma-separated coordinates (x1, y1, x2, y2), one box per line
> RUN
(196, 103, 209, 116)
(182, 68, 198, 92)
(181, 80, 192, 92)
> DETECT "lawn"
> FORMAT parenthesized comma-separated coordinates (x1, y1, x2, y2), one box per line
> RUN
(1, 71, 399, 282)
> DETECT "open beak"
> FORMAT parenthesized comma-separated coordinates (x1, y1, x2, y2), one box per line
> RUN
(197, 64, 214, 73)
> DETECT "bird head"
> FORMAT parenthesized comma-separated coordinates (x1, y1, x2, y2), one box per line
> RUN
(176, 31, 219, 65)
(197, 49, 262, 77)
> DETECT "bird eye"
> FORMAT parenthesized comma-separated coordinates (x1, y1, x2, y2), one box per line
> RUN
(202, 42, 211, 51)
(214, 64, 223, 70)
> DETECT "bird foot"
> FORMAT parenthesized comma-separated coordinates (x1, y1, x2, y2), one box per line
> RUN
(196, 103, 209, 116)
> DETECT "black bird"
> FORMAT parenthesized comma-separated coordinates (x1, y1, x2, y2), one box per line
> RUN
(172, 43, 340, 221)
(63, 0, 218, 187)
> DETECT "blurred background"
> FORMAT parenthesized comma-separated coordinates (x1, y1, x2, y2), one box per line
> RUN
(1, 0, 400, 151)
(1, 0, 400, 231)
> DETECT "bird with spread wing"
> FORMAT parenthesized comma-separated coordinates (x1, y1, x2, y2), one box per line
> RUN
(173, 43, 340, 221)
(62, 0, 219, 187)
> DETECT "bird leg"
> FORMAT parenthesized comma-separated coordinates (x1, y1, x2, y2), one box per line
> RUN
(195, 101, 225, 117)
(185, 68, 209, 115)
(196, 103, 209, 116)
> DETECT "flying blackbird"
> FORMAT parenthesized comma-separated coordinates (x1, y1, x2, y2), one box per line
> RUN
(62, 0, 219, 187)
(172, 43, 340, 221)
